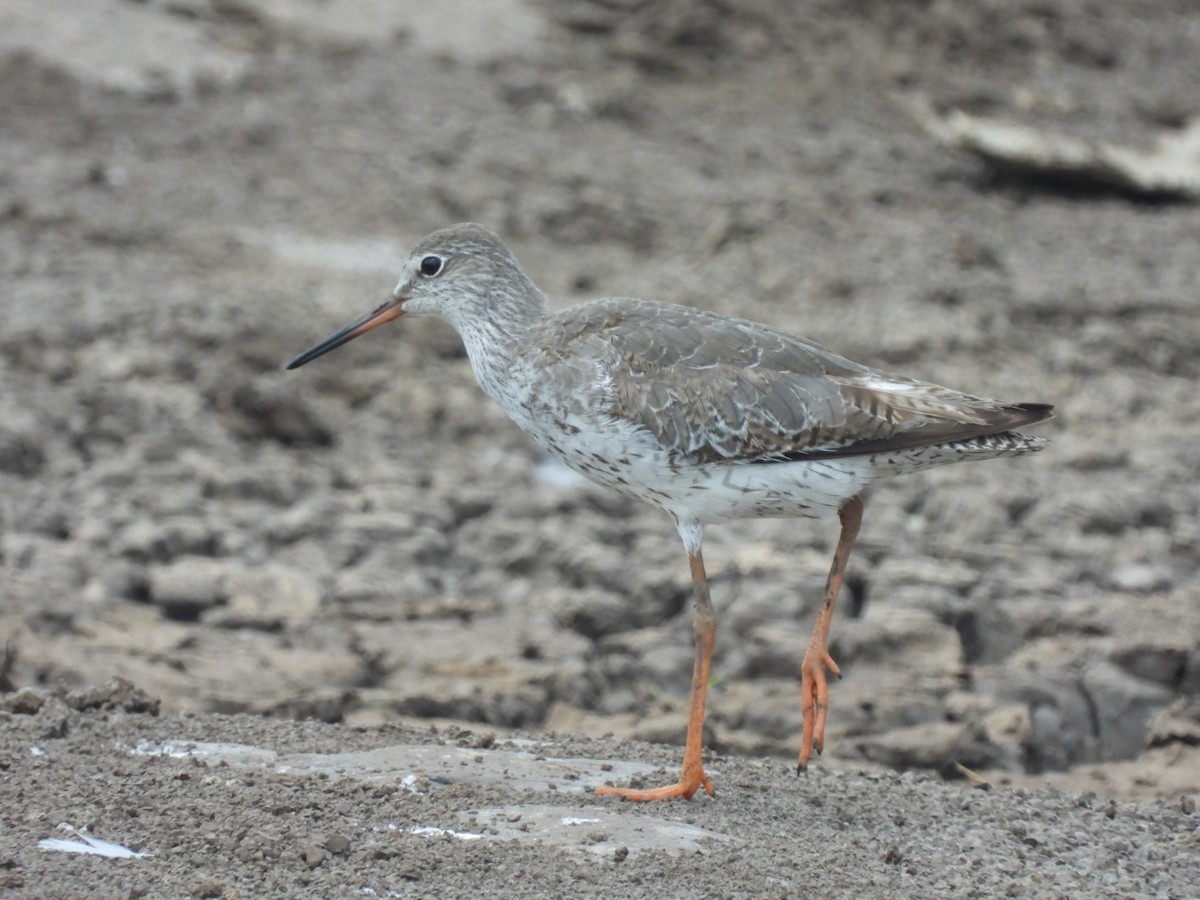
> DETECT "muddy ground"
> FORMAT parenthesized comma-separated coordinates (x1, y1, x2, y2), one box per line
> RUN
(1, 0, 1198, 895)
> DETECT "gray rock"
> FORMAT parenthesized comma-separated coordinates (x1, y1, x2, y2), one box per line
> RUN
(148, 556, 235, 621)
(114, 516, 222, 563)
(331, 541, 457, 619)
(1081, 659, 1174, 761)
(63, 676, 160, 714)
(976, 703, 1032, 772)
(1184, 649, 1200, 695)
(737, 623, 811, 679)
(203, 563, 323, 631)
(1, 687, 45, 714)
(1106, 564, 1174, 594)
(83, 559, 148, 605)
(0, 410, 45, 476)
(836, 606, 962, 671)
(555, 588, 642, 640)
(856, 722, 969, 773)
(1, 534, 87, 592)
(1109, 643, 1188, 687)
(218, 378, 334, 448)
(1027, 685, 1105, 772)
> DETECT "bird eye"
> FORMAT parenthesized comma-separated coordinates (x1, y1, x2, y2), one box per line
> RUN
(419, 255, 444, 277)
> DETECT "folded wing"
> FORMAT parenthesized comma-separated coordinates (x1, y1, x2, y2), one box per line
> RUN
(539, 298, 1052, 465)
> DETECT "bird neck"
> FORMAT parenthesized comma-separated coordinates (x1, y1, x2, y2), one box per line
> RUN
(453, 272, 550, 405)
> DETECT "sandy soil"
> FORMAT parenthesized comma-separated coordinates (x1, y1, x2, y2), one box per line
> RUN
(1, 0, 1199, 895)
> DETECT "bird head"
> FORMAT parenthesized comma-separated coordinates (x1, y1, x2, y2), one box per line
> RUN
(286, 223, 542, 370)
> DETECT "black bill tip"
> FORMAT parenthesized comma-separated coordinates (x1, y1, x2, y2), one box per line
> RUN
(285, 298, 405, 370)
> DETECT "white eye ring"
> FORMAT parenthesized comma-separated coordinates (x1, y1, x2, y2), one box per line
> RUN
(419, 255, 444, 277)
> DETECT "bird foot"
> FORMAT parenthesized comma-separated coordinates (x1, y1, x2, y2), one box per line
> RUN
(797, 647, 841, 770)
(596, 767, 715, 802)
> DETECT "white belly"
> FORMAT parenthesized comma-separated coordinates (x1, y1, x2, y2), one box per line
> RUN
(522, 411, 871, 524)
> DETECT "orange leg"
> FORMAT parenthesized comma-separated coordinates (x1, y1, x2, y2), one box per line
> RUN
(597, 550, 717, 801)
(798, 495, 864, 771)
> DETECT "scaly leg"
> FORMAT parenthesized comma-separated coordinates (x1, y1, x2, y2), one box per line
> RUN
(597, 547, 717, 801)
(798, 495, 864, 771)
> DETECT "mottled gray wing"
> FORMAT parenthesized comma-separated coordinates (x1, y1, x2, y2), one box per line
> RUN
(537, 298, 1051, 465)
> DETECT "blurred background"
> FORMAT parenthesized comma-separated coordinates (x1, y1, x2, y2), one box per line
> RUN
(1, 0, 1197, 802)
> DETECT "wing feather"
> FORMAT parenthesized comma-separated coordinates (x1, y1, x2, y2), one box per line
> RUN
(531, 298, 1052, 464)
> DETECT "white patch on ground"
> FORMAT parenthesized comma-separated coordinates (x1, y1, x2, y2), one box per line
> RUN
(465, 806, 732, 857)
(38, 825, 152, 859)
(123, 738, 655, 794)
(408, 826, 485, 841)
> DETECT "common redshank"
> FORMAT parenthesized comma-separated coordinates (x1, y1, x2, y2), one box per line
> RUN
(287, 223, 1052, 801)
